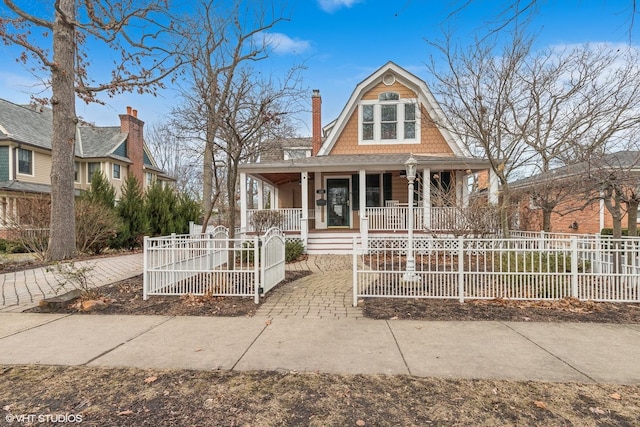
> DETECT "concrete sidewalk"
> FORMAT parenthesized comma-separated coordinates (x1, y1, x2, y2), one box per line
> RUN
(1, 313, 639, 384)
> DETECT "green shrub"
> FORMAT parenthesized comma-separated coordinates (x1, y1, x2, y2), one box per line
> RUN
(113, 176, 148, 250)
(0, 239, 28, 254)
(285, 238, 305, 262)
(497, 251, 590, 274)
(238, 241, 256, 264)
(601, 228, 629, 236)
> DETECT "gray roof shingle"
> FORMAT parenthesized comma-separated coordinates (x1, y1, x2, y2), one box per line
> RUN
(0, 98, 125, 159)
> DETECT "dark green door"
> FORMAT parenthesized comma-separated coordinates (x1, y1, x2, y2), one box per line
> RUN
(327, 178, 350, 227)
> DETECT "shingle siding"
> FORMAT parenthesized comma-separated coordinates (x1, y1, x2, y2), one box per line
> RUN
(0, 146, 9, 181)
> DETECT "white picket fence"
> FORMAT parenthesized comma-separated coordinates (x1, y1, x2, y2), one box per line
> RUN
(353, 235, 640, 306)
(144, 226, 285, 303)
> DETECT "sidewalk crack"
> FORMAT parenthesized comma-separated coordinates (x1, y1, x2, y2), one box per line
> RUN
(82, 316, 175, 366)
(385, 320, 412, 376)
(500, 321, 597, 383)
(231, 320, 271, 371)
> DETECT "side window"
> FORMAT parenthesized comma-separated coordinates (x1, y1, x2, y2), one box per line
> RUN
(113, 164, 121, 179)
(87, 162, 100, 182)
(17, 148, 33, 175)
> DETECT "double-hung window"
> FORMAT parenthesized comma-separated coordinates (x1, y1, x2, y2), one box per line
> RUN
(17, 148, 33, 175)
(359, 92, 418, 144)
(113, 163, 121, 179)
(87, 162, 100, 182)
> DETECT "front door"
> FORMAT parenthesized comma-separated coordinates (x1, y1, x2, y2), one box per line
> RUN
(327, 178, 350, 227)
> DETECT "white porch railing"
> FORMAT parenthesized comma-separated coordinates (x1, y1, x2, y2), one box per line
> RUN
(246, 208, 315, 232)
(353, 235, 640, 305)
(247, 208, 299, 232)
(365, 207, 478, 231)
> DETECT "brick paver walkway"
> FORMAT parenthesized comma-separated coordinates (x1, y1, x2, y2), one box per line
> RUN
(0, 253, 143, 312)
(0, 252, 360, 318)
(256, 254, 363, 319)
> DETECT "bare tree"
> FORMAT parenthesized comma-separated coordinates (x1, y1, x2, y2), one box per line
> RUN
(175, 0, 305, 233)
(511, 45, 640, 231)
(427, 28, 537, 235)
(216, 66, 305, 238)
(589, 151, 640, 239)
(145, 121, 202, 198)
(0, 0, 185, 260)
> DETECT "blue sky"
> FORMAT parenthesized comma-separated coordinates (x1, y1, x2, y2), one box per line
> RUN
(1, 0, 638, 135)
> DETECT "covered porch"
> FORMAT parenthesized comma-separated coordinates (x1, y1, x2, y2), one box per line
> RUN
(239, 154, 499, 249)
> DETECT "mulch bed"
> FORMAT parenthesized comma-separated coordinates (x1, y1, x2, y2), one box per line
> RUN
(25, 270, 311, 317)
(17, 252, 640, 323)
(363, 297, 640, 323)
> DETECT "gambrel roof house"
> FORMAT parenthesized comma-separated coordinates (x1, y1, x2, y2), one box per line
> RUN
(0, 99, 172, 235)
(239, 62, 498, 253)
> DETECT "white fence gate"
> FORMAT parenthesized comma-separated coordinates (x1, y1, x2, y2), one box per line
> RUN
(353, 235, 640, 306)
(260, 227, 286, 295)
(144, 226, 285, 303)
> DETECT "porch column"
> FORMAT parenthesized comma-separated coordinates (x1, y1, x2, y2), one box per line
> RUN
(359, 169, 366, 213)
(240, 172, 247, 231)
(301, 171, 309, 247)
(488, 168, 499, 205)
(422, 167, 431, 229)
(273, 187, 279, 209)
(314, 171, 324, 229)
(269, 184, 275, 209)
(359, 169, 367, 247)
(257, 179, 264, 210)
(462, 172, 470, 207)
(455, 171, 464, 206)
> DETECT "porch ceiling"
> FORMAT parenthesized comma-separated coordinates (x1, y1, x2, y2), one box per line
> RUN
(240, 153, 491, 175)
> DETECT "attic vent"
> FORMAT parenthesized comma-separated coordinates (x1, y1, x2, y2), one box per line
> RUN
(382, 73, 395, 86)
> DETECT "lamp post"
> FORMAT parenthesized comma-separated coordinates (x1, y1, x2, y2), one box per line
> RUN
(403, 154, 420, 282)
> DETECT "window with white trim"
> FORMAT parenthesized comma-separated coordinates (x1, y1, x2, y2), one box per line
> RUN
(87, 162, 100, 182)
(112, 163, 121, 179)
(359, 92, 419, 144)
(17, 148, 33, 175)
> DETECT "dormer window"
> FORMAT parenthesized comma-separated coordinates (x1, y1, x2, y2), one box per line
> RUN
(284, 148, 311, 160)
(359, 92, 419, 144)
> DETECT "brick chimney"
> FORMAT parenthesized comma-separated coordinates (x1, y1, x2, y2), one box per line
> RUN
(119, 106, 145, 185)
(312, 89, 322, 156)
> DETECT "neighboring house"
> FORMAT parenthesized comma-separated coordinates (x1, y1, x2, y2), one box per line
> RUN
(510, 151, 640, 234)
(0, 99, 172, 236)
(238, 62, 498, 253)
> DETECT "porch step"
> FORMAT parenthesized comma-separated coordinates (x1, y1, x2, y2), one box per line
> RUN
(306, 232, 357, 255)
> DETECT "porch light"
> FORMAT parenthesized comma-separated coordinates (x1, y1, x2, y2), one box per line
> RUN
(404, 155, 418, 182)
(403, 154, 420, 283)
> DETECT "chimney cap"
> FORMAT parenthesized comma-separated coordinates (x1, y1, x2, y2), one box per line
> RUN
(312, 89, 320, 97)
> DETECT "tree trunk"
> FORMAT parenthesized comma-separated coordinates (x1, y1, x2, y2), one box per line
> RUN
(200, 141, 214, 231)
(499, 183, 511, 238)
(627, 199, 639, 237)
(542, 208, 552, 232)
(48, 0, 77, 261)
